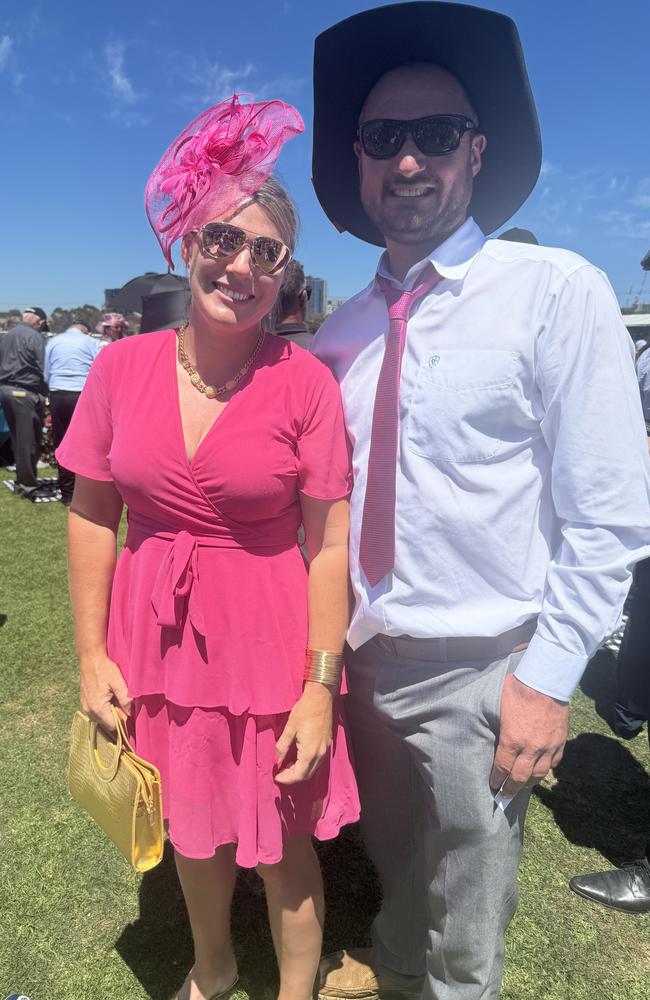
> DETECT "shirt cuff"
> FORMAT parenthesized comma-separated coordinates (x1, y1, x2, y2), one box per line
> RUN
(513, 630, 589, 702)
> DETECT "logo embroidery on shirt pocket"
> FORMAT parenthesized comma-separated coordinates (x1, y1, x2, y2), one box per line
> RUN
(428, 354, 440, 367)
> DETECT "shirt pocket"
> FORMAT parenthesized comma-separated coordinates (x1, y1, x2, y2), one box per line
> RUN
(406, 349, 519, 464)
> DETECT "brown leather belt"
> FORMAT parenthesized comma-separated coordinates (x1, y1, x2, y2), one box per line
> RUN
(369, 619, 538, 663)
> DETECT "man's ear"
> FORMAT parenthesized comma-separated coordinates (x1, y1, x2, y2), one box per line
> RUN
(354, 140, 363, 183)
(470, 133, 487, 178)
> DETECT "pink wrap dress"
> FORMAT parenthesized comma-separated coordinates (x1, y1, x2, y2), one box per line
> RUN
(57, 329, 360, 865)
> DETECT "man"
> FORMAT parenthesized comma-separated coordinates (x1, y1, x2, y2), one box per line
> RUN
(637, 341, 650, 436)
(569, 340, 650, 916)
(497, 227, 539, 245)
(273, 259, 314, 348)
(44, 320, 103, 505)
(0, 306, 49, 499)
(569, 851, 650, 915)
(310, 4, 650, 998)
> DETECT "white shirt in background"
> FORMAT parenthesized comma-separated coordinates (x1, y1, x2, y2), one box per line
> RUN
(312, 217, 650, 702)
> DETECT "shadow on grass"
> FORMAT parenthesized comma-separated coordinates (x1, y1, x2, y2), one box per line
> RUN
(114, 842, 192, 1000)
(115, 825, 379, 1000)
(0, 613, 6, 628)
(579, 649, 619, 731)
(535, 732, 650, 866)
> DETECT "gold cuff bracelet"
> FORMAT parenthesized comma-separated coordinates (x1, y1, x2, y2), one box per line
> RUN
(304, 649, 344, 689)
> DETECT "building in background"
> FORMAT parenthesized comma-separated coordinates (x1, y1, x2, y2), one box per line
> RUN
(326, 297, 346, 315)
(305, 276, 328, 319)
(623, 311, 650, 345)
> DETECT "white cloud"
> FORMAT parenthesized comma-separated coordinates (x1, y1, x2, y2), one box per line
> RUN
(107, 107, 151, 129)
(539, 160, 559, 179)
(105, 41, 136, 104)
(25, 9, 42, 40)
(256, 74, 306, 101)
(515, 163, 650, 246)
(596, 209, 650, 240)
(630, 178, 650, 209)
(184, 60, 255, 106)
(0, 34, 13, 70)
(178, 58, 305, 109)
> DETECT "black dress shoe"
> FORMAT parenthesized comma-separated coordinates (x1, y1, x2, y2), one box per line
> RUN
(570, 858, 650, 913)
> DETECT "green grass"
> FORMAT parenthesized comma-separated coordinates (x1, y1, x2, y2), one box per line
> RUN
(1, 469, 650, 999)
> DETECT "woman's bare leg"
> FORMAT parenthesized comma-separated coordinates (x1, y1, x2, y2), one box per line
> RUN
(257, 834, 324, 1000)
(175, 845, 239, 1000)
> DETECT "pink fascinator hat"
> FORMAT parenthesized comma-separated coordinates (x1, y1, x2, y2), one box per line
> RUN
(145, 94, 304, 268)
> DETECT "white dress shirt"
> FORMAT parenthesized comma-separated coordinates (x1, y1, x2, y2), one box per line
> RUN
(312, 217, 650, 701)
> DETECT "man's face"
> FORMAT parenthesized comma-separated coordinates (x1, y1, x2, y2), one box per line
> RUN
(356, 64, 486, 250)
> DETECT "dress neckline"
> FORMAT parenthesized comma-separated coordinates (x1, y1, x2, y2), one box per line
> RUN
(170, 328, 270, 467)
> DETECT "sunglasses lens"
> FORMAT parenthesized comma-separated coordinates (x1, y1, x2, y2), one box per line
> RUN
(202, 224, 246, 257)
(361, 121, 403, 159)
(252, 237, 288, 274)
(415, 117, 463, 155)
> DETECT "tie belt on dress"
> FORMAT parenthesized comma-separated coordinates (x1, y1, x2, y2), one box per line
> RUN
(369, 619, 538, 663)
(126, 518, 297, 637)
(149, 530, 208, 634)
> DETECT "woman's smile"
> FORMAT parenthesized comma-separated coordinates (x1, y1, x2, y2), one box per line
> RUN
(211, 280, 255, 304)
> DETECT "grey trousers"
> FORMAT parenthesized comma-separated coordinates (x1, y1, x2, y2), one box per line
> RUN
(0, 386, 43, 493)
(345, 637, 531, 1000)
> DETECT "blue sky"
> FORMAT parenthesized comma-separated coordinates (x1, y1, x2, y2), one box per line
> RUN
(1, 0, 649, 312)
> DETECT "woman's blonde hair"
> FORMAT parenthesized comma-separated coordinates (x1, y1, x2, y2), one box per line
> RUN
(251, 177, 299, 253)
(251, 178, 299, 330)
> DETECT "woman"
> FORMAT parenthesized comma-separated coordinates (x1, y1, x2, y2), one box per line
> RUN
(97, 311, 130, 341)
(57, 96, 360, 1000)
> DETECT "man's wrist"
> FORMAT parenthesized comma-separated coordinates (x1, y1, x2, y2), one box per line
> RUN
(513, 630, 587, 702)
(510, 672, 569, 706)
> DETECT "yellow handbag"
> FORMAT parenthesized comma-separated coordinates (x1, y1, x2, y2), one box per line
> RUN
(68, 705, 164, 873)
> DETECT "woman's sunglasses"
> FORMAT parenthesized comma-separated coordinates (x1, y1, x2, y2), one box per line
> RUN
(358, 114, 478, 160)
(198, 222, 292, 274)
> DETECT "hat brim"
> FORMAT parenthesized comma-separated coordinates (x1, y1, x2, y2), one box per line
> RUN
(312, 1, 542, 244)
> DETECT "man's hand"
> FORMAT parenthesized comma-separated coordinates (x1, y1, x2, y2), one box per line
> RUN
(490, 674, 569, 797)
(275, 682, 334, 785)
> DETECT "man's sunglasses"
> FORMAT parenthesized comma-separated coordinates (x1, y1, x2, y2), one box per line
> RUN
(358, 114, 478, 160)
(198, 222, 291, 274)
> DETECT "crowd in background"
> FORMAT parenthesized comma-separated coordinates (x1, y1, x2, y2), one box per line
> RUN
(0, 260, 312, 506)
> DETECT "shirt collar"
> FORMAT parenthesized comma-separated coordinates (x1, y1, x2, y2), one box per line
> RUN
(376, 216, 485, 289)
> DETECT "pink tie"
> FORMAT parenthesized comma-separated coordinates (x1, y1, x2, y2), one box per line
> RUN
(359, 264, 441, 586)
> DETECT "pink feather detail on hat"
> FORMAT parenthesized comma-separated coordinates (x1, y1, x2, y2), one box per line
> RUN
(145, 94, 304, 268)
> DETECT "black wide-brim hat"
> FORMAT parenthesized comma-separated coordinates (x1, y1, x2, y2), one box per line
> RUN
(312, 1, 542, 244)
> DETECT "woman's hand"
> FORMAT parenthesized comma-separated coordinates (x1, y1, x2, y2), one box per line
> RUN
(275, 682, 334, 785)
(80, 652, 132, 734)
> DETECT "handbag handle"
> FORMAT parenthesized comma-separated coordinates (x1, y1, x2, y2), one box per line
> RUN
(88, 705, 126, 783)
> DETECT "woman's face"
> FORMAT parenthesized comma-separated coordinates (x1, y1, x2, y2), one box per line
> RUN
(183, 201, 288, 335)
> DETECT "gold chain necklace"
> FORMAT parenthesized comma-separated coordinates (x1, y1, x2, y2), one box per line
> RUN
(177, 323, 265, 399)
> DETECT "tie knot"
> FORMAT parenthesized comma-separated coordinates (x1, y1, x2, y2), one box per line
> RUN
(377, 265, 440, 321)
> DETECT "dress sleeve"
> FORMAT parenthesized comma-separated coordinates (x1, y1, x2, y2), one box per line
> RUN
(55, 347, 114, 482)
(296, 359, 352, 500)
